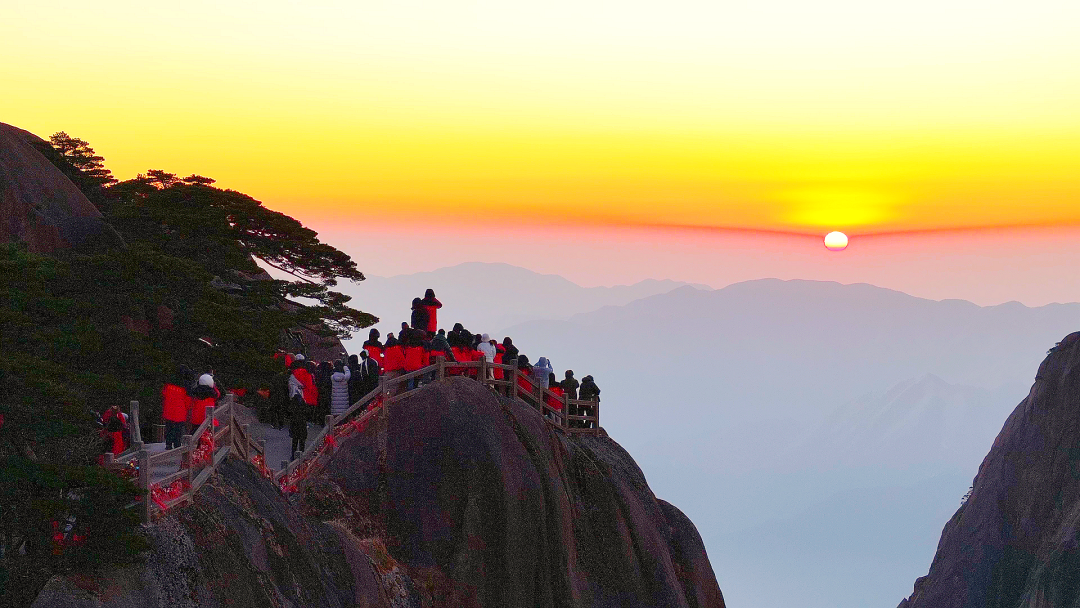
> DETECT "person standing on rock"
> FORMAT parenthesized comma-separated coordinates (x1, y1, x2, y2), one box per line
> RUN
(533, 357, 553, 389)
(561, 370, 579, 400)
(189, 368, 221, 433)
(579, 375, 601, 429)
(315, 361, 333, 421)
(362, 329, 384, 371)
(162, 366, 195, 449)
(287, 359, 310, 456)
(421, 288, 442, 335)
(382, 333, 405, 395)
(330, 359, 351, 417)
(410, 298, 430, 337)
(502, 337, 519, 366)
(477, 333, 496, 381)
(356, 350, 381, 397)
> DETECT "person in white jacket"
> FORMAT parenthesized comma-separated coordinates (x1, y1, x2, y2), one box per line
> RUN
(477, 333, 497, 381)
(329, 359, 352, 417)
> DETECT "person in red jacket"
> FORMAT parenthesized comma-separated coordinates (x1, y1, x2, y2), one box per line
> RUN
(101, 404, 128, 455)
(189, 368, 221, 431)
(493, 342, 506, 381)
(421, 289, 442, 334)
(545, 374, 565, 422)
(162, 365, 195, 449)
(403, 328, 426, 389)
(382, 333, 406, 395)
(362, 328, 384, 371)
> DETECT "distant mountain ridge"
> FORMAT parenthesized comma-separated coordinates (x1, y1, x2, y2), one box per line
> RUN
(496, 277, 1080, 608)
(338, 261, 709, 348)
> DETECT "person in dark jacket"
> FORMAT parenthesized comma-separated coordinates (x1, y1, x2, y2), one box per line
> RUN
(421, 289, 442, 334)
(410, 298, 430, 335)
(269, 357, 290, 429)
(315, 361, 333, 422)
(561, 370, 579, 400)
(429, 329, 455, 361)
(579, 375, 600, 429)
(356, 350, 381, 397)
(287, 360, 309, 456)
(347, 353, 362, 404)
(502, 337, 519, 365)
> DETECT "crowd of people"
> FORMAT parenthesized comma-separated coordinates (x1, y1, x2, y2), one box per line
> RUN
(267, 288, 603, 455)
(100, 288, 601, 459)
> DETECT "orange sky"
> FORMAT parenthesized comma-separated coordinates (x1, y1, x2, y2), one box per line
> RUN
(3, 0, 1079, 238)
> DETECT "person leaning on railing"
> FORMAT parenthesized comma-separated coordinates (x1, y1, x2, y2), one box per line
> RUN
(578, 375, 601, 429)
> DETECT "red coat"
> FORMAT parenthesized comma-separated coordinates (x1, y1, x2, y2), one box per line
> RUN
(404, 346, 426, 372)
(546, 386, 565, 411)
(421, 297, 442, 333)
(383, 345, 406, 372)
(190, 386, 220, 426)
(493, 347, 505, 380)
(517, 372, 535, 394)
(294, 368, 317, 406)
(101, 409, 128, 454)
(365, 345, 384, 370)
(161, 384, 192, 423)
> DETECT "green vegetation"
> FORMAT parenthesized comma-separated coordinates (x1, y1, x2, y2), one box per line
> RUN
(1, 133, 374, 605)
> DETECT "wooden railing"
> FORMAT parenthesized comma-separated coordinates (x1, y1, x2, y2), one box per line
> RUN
(104, 396, 238, 523)
(273, 355, 600, 493)
(102, 355, 601, 517)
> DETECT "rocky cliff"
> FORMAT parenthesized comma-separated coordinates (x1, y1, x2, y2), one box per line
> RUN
(33, 377, 724, 608)
(0, 122, 122, 253)
(898, 331, 1080, 608)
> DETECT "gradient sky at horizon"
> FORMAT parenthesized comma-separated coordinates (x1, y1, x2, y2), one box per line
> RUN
(3, 0, 1080, 304)
(4, 0, 1080, 237)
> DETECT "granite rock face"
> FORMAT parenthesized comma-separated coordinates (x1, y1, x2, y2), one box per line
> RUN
(310, 377, 725, 608)
(0, 122, 122, 253)
(899, 331, 1080, 608)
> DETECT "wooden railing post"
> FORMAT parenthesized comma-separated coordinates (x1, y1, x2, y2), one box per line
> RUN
(511, 366, 519, 399)
(258, 439, 266, 458)
(593, 400, 600, 434)
(129, 400, 143, 445)
(180, 434, 193, 477)
(138, 449, 150, 523)
(562, 393, 570, 430)
(241, 424, 251, 460)
(437, 355, 445, 380)
(479, 356, 488, 387)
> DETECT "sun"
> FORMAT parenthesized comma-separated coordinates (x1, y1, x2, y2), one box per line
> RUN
(824, 231, 848, 251)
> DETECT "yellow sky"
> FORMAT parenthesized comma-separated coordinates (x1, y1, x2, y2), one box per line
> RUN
(3, 0, 1079, 234)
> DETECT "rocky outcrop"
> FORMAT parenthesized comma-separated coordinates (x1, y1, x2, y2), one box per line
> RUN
(898, 331, 1080, 608)
(308, 377, 725, 608)
(33, 377, 723, 608)
(32, 458, 385, 608)
(0, 122, 122, 253)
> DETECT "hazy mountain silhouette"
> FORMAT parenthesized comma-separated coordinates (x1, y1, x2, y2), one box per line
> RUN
(496, 278, 1080, 608)
(338, 262, 708, 346)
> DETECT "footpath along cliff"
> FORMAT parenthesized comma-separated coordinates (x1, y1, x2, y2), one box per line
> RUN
(898, 331, 1080, 608)
(33, 377, 725, 608)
